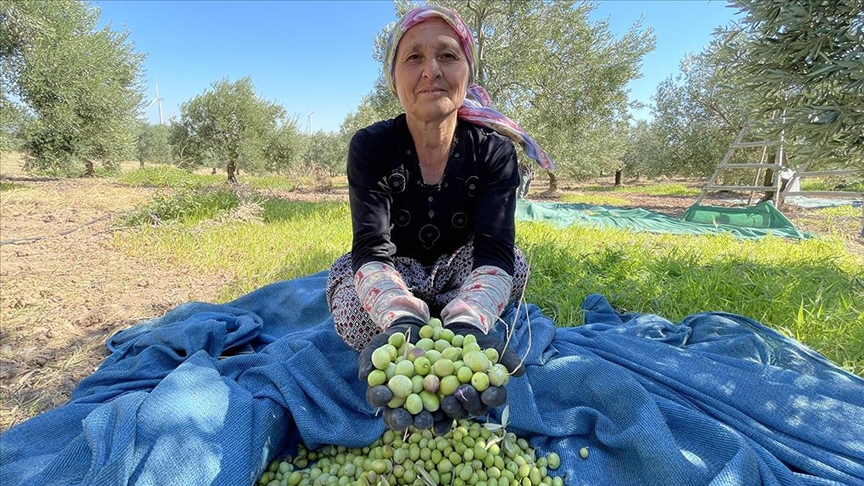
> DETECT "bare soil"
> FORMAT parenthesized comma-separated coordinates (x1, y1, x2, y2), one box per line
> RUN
(1, 160, 861, 432)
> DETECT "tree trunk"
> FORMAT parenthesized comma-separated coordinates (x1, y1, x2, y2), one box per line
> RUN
(547, 170, 558, 193)
(760, 168, 776, 202)
(84, 159, 96, 177)
(226, 160, 238, 183)
(614, 169, 623, 186)
(139, 159, 144, 169)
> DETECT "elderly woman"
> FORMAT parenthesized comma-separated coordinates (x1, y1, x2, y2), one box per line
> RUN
(326, 5, 553, 426)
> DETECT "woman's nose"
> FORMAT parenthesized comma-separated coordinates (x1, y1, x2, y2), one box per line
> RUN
(422, 58, 442, 79)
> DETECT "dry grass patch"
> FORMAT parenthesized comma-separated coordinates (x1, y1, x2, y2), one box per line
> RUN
(0, 177, 233, 430)
(0, 152, 28, 176)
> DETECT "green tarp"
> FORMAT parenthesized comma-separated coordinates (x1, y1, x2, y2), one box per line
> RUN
(515, 200, 812, 239)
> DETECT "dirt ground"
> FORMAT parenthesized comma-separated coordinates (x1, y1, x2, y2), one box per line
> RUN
(1, 159, 862, 432)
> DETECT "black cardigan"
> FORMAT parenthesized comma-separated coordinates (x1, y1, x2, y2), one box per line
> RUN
(347, 114, 520, 276)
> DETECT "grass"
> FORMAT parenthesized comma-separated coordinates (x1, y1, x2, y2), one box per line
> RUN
(247, 175, 298, 191)
(116, 165, 225, 188)
(814, 205, 861, 217)
(118, 186, 245, 226)
(115, 195, 352, 301)
(113, 181, 864, 376)
(802, 177, 864, 192)
(578, 182, 700, 196)
(558, 193, 631, 206)
(793, 204, 863, 243)
(518, 223, 863, 374)
(115, 165, 306, 192)
(0, 181, 27, 191)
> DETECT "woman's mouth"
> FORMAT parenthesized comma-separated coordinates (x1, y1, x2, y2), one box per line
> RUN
(418, 87, 445, 95)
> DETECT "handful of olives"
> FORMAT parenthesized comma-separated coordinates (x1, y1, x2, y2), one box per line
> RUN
(365, 318, 515, 433)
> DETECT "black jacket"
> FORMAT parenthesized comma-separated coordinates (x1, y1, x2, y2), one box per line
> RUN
(347, 114, 520, 275)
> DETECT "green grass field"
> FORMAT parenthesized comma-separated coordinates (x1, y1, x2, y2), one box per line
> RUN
(0, 181, 27, 191)
(110, 169, 864, 376)
(577, 182, 700, 196)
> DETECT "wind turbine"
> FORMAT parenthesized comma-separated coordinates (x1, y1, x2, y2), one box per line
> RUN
(146, 79, 164, 125)
(306, 111, 314, 134)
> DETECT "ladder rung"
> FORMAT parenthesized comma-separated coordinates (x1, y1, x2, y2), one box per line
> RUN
(704, 185, 776, 192)
(718, 163, 783, 169)
(796, 170, 864, 178)
(730, 141, 778, 148)
(782, 191, 863, 198)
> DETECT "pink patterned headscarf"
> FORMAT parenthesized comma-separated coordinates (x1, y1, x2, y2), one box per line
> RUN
(384, 5, 555, 171)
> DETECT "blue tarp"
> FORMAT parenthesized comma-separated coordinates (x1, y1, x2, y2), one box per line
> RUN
(1, 271, 862, 485)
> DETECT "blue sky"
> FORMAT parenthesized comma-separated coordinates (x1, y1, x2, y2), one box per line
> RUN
(94, 1, 741, 133)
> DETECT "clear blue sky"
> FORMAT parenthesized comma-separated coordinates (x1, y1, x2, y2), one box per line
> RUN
(94, 0, 741, 133)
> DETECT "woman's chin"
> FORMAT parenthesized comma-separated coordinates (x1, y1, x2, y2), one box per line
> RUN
(409, 103, 459, 123)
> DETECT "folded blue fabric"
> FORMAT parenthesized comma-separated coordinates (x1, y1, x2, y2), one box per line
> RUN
(1, 271, 862, 485)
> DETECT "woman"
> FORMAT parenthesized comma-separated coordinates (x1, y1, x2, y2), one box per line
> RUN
(326, 5, 553, 424)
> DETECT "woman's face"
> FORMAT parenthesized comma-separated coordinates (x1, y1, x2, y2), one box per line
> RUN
(393, 18, 470, 125)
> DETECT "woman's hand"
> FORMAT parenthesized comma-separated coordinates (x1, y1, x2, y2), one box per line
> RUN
(359, 319, 455, 432)
(357, 319, 423, 382)
(358, 318, 526, 432)
(435, 322, 525, 421)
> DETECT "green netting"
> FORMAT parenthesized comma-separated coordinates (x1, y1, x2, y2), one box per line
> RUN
(682, 202, 797, 230)
(515, 200, 813, 240)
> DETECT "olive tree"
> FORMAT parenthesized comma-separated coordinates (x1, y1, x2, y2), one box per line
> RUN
(301, 130, 345, 177)
(620, 119, 665, 182)
(135, 123, 171, 167)
(170, 77, 299, 182)
(0, 0, 145, 175)
(722, 0, 864, 167)
(262, 121, 305, 174)
(649, 46, 757, 178)
(0, 97, 29, 153)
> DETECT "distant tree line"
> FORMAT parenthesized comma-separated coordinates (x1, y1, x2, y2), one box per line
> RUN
(0, 0, 350, 182)
(2, 0, 860, 186)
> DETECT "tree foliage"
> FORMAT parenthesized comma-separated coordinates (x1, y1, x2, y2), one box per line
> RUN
(649, 45, 758, 178)
(0, 0, 145, 175)
(359, 0, 655, 183)
(722, 0, 864, 167)
(300, 130, 344, 177)
(332, 95, 386, 171)
(169, 77, 300, 182)
(0, 96, 29, 152)
(620, 119, 664, 180)
(135, 123, 171, 167)
(262, 122, 305, 174)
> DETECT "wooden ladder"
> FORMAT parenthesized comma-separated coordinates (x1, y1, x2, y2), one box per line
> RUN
(695, 123, 785, 206)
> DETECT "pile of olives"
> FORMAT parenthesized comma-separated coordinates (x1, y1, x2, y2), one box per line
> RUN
(257, 419, 564, 486)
